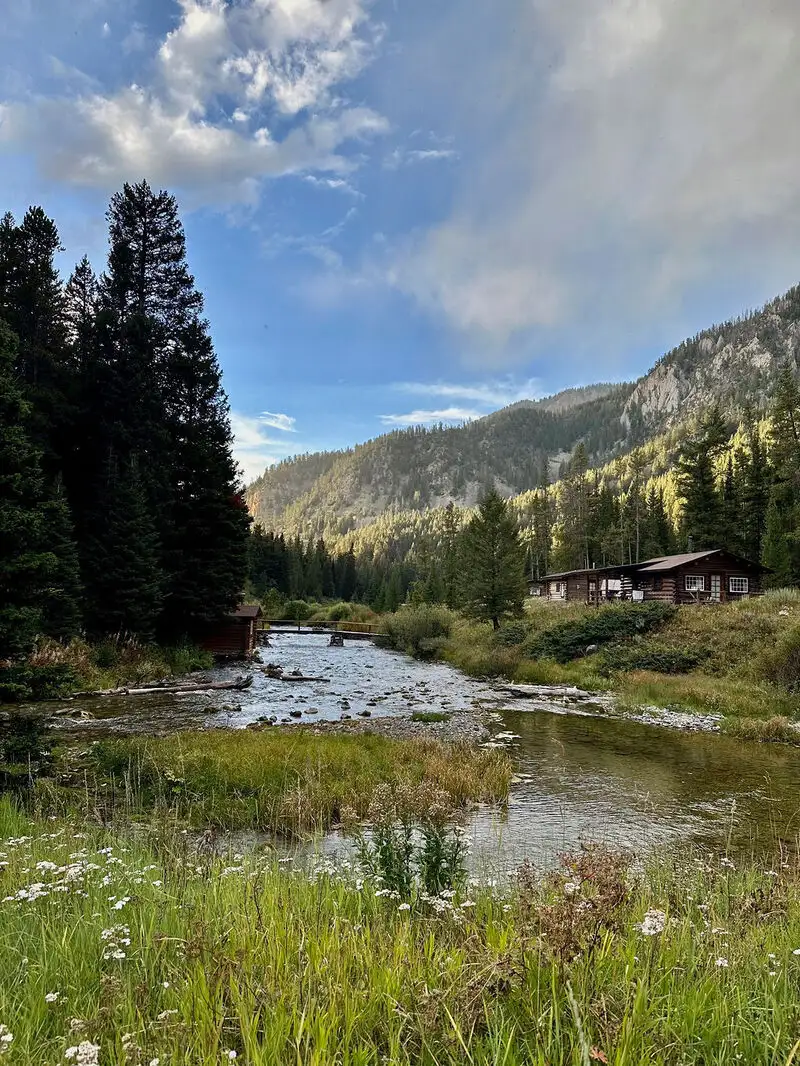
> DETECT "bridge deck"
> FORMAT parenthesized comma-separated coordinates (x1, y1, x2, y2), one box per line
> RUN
(259, 620, 379, 641)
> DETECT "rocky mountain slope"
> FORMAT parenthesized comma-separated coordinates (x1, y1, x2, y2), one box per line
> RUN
(246, 283, 800, 542)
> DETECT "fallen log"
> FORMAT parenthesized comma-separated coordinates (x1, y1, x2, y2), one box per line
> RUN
(72, 675, 254, 699)
(277, 675, 329, 683)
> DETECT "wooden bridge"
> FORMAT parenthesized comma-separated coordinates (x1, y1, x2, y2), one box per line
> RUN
(259, 620, 380, 642)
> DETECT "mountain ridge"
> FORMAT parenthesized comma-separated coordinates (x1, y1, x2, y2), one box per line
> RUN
(245, 283, 800, 544)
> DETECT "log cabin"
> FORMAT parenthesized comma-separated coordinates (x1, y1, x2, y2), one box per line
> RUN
(536, 550, 769, 606)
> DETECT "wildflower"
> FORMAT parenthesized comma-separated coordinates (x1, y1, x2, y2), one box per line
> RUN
(563, 881, 580, 897)
(45, 992, 61, 1003)
(715, 957, 729, 968)
(225, 1052, 237, 1061)
(793, 949, 800, 956)
(64, 1041, 101, 1065)
(459, 900, 475, 909)
(150, 1059, 160, 1066)
(637, 910, 667, 936)
(398, 902, 411, 912)
(156, 1010, 178, 1022)
(0, 1026, 13, 1055)
(162, 981, 170, 989)
(720, 858, 736, 870)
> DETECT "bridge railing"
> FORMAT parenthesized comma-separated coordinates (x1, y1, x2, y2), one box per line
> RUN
(260, 619, 381, 635)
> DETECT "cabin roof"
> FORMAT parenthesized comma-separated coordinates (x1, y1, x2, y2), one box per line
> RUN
(537, 549, 770, 584)
(231, 604, 263, 620)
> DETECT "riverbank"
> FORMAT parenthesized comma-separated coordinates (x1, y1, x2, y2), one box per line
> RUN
(0, 637, 214, 704)
(2, 798, 800, 1065)
(380, 595, 800, 742)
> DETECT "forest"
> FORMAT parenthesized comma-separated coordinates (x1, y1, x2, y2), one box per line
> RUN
(0, 184, 251, 692)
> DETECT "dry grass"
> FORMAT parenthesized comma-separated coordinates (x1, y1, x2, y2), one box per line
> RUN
(54, 729, 513, 835)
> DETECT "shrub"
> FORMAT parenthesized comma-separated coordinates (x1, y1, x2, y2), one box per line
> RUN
(753, 625, 800, 691)
(0, 665, 76, 703)
(601, 641, 710, 675)
(524, 602, 675, 663)
(493, 621, 531, 647)
(282, 599, 315, 621)
(380, 605, 456, 659)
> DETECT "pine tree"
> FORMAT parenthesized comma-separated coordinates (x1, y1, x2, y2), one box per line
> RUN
(83, 456, 164, 641)
(459, 490, 526, 629)
(39, 481, 83, 640)
(336, 546, 357, 602)
(739, 416, 770, 562)
(762, 491, 793, 588)
(0, 322, 57, 658)
(675, 407, 729, 550)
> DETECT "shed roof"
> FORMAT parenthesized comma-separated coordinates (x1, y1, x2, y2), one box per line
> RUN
(231, 604, 263, 620)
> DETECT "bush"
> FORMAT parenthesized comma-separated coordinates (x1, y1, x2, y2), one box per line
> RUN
(282, 599, 315, 621)
(380, 606, 456, 659)
(524, 602, 675, 663)
(601, 641, 710, 675)
(493, 621, 531, 647)
(753, 625, 800, 691)
(0, 665, 76, 703)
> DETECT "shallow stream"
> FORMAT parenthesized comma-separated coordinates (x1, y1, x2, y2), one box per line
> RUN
(30, 632, 800, 867)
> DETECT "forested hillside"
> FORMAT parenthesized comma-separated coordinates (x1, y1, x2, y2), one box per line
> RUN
(246, 282, 800, 556)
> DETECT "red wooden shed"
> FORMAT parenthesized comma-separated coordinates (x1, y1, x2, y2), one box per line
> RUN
(199, 605, 263, 659)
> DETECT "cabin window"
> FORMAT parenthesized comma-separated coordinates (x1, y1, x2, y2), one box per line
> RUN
(729, 576, 749, 594)
(685, 575, 705, 592)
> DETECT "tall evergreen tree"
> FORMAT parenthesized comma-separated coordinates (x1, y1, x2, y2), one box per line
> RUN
(675, 406, 729, 550)
(459, 490, 526, 630)
(83, 456, 164, 641)
(0, 322, 58, 658)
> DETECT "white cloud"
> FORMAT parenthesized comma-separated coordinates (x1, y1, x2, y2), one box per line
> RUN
(379, 407, 482, 426)
(259, 411, 296, 432)
(384, 146, 458, 169)
(231, 412, 299, 482)
(101, 21, 111, 38)
(395, 378, 541, 407)
(0, 0, 387, 202)
(389, 0, 800, 350)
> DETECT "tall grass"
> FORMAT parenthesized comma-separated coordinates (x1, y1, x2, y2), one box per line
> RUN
(45, 731, 513, 834)
(2, 802, 800, 1064)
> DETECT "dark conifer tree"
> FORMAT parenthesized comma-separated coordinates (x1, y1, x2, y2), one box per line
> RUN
(0, 322, 58, 658)
(675, 406, 729, 550)
(336, 546, 357, 602)
(459, 490, 526, 629)
(39, 481, 83, 640)
(83, 456, 164, 641)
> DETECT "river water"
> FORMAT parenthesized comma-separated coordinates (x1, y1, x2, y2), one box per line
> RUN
(38, 632, 800, 867)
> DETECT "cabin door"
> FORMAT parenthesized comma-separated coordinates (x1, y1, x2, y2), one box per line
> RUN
(710, 574, 721, 602)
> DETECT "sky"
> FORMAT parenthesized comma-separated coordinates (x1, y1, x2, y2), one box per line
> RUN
(2, 0, 800, 482)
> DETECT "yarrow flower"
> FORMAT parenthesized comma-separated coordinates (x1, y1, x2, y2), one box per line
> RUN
(64, 1041, 101, 1065)
(45, 991, 60, 1003)
(637, 910, 667, 936)
(397, 903, 411, 912)
(0, 1025, 13, 1055)
(715, 957, 729, 968)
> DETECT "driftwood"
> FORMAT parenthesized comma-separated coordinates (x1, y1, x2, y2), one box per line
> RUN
(72, 675, 254, 699)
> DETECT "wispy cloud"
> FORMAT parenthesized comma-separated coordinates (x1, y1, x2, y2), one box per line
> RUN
(231, 411, 299, 482)
(384, 146, 458, 169)
(259, 411, 296, 432)
(379, 407, 482, 426)
(394, 378, 540, 407)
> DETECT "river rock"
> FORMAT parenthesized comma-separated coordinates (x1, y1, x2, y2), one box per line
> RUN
(358, 710, 371, 718)
(290, 709, 303, 718)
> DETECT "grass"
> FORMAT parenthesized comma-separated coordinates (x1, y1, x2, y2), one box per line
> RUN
(43, 730, 512, 835)
(410, 711, 451, 724)
(3, 800, 800, 1064)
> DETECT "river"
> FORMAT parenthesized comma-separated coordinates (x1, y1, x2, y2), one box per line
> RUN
(37, 632, 800, 867)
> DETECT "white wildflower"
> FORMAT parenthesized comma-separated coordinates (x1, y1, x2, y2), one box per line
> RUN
(162, 981, 170, 989)
(0, 1026, 13, 1054)
(637, 910, 667, 936)
(793, 948, 800, 956)
(720, 858, 736, 870)
(156, 1010, 178, 1022)
(715, 957, 729, 968)
(225, 1052, 237, 1061)
(64, 1041, 101, 1065)
(397, 903, 411, 912)
(45, 991, 60, 1003)
(563, 881, 580, 897)
(149, 1059, 160, 1066)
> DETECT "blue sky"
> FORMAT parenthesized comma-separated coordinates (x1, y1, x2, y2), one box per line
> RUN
(2, 0, 800, 481)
